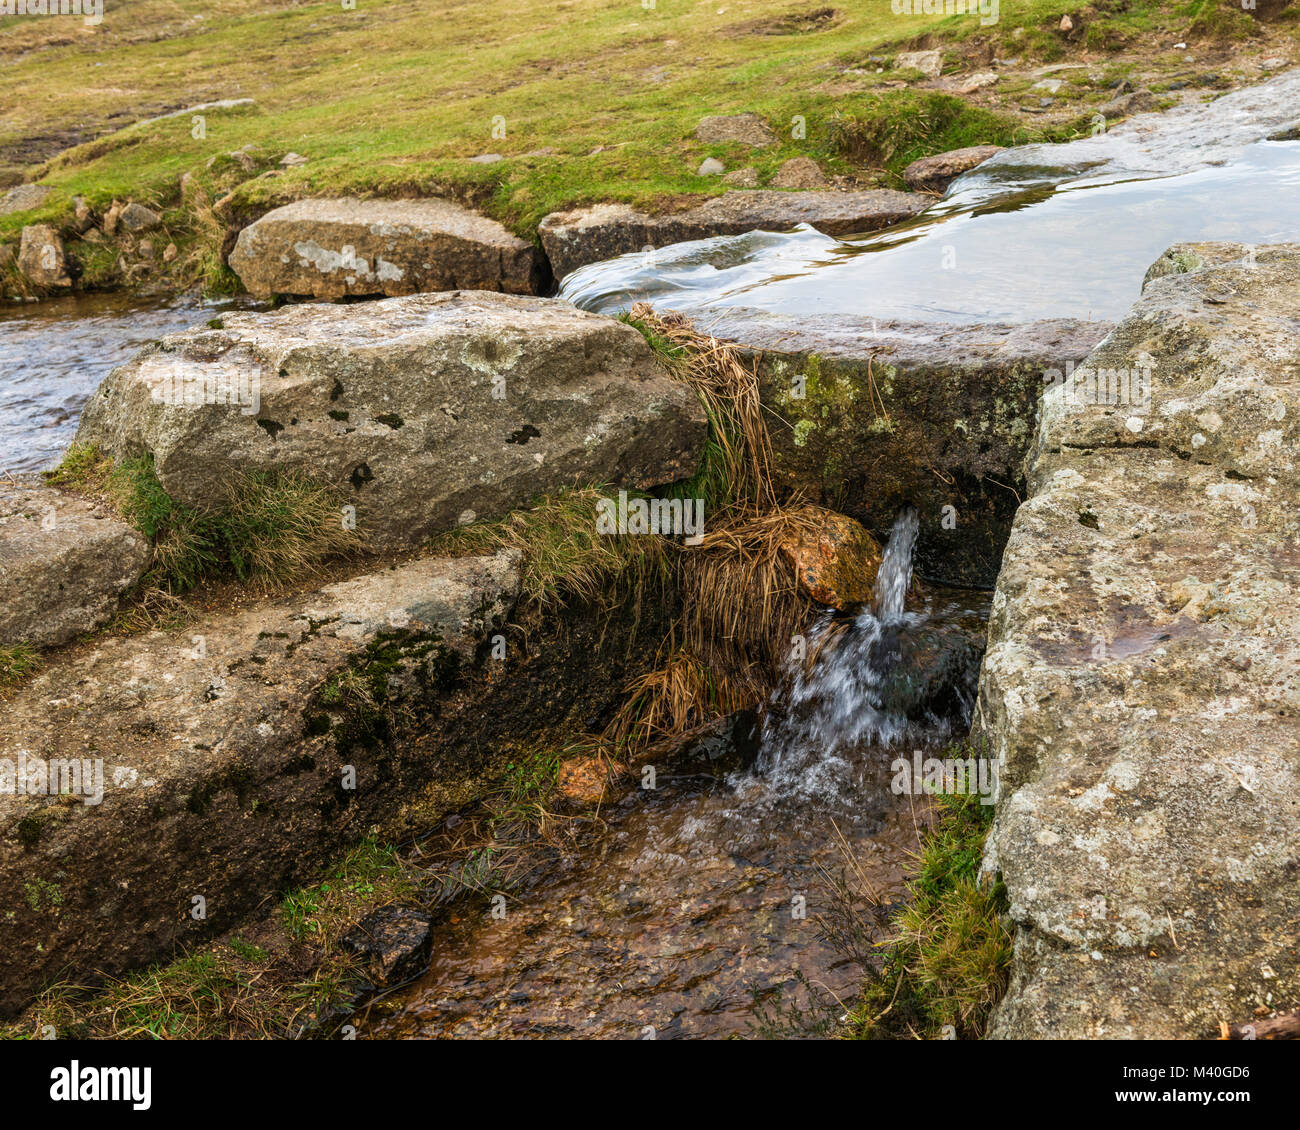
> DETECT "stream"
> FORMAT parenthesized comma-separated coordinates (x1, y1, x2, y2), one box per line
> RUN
(362, 511, 991, 1040)
(2, 72, 1296, 1039)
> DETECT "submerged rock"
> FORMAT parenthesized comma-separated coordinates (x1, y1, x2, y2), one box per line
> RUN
(903, 145, 1002, 193)
(538, 189, 926, 281)
(0, 550, 519, 1016)
(342, 906, 434, 986)
(978, 243, 1300, 1038)
(228, 197, 546, 298)
(0, 477, 151, 649)
(75, 291, 707, 550)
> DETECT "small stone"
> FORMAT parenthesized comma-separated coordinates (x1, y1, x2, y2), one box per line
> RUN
(771, 156, 827, 190)
(467, 153, 503, 164)
(279, 152, 309, 167)
(895, 50, 943, 78)
(163, 242, 178, 262)
(138, 239, 155, 260)
(73, 196, 94, 232)
(722, 167, 759, 187)
(118, 202, 161, 233)
(1060, 14, 1074, 31)
(694, 113, 777, 148)
(557, 757, 612, 806)
(102, 202, 122, 237)
(1032, 78, 1063, 93)
(17, 224, 72, 288)
(0, 243, 13, 268)
(697, 157, 725, 176)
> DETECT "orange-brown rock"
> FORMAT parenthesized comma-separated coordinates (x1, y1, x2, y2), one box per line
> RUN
(778, 508, 882, 609)
(557, 756, 612, 806)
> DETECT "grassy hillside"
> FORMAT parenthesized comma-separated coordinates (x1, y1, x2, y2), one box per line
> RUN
(1, 0, 1295, 291)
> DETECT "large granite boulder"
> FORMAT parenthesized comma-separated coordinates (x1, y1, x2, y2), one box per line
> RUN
(0, 477, 150, 649)
(538, 189, 927, 282)
(228, 197, 546, 298)
(0, 550, 519, 1016)
(76, 291, 707, 549)
(977, 243, 1300, 1038)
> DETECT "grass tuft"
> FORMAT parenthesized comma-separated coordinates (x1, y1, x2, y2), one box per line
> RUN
(848, 784, 1013, 1040)
(0, 644, 41, 691)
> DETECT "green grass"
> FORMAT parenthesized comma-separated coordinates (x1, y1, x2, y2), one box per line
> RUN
(47, 443, 363, 593)
(2, 0, 1276, 294)
(829, 92, 1031, 186)
(430, 483, 671, 610)
(848, 784, 1013, 1040)
(0, 644, 40, 690)
(1, 838, 418, 1040)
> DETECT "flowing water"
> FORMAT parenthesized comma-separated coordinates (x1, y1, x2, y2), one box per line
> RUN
(559, 70, 1300, 325)
(0, 293, 237, 473)
(362, 510, 990, 1040)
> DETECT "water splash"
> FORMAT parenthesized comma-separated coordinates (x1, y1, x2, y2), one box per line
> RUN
(755, 507, 937, 798)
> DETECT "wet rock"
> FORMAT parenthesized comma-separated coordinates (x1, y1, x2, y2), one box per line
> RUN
(342, 906, 433, 986)
(228, 197, 546, 298)
(771, 156, 827, 190)
(871, 618, 984, 725)
(0, 549, 519, 1017)
(1141, 240, 1257, 288)
(17, 224, 71, 288)
(639, 708, 762, 776)
(557, 756, 613, 806)
(75, 291, 707, 550)
(777, 508, 882, 608)
(694, 113, 776, 147)
(903, 145, 1003, 193)
(0, 184, 51, 217)
(709, 309, 1111, 586)
(895, 50, 942, 78)
(722, 167, 759, 187)
(976, 68, 1300, 182)
(978, 243, 1300, 1038)
(539, 190, 926, 281)
(696, 157, 725, 176)
(0, 476, 151, 649)
(118, 202, 161, 234)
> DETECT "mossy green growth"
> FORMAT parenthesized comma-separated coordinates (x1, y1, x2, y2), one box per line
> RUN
(848, 782, 1013, 1040)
